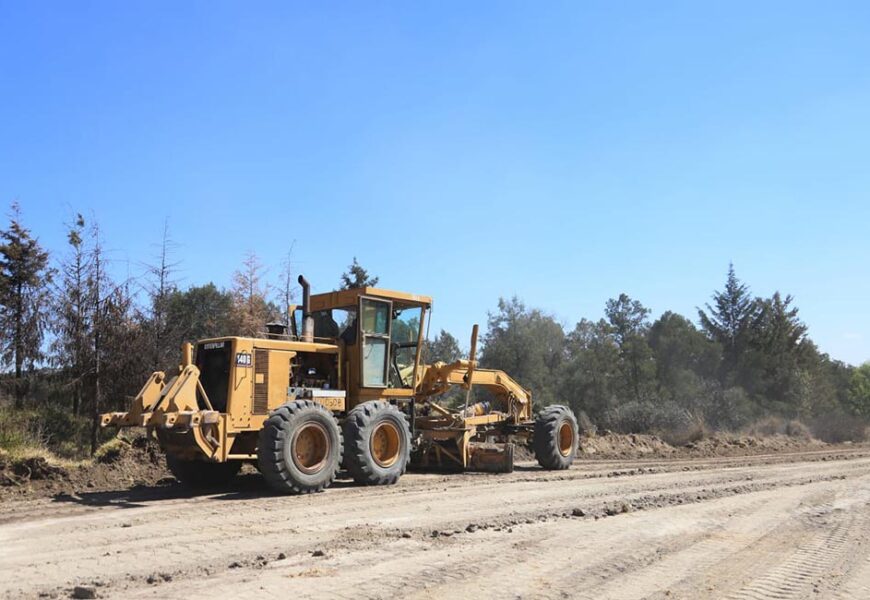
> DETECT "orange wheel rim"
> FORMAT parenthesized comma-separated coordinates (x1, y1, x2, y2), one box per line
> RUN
(370, 421, 401, 468)
(292, 422, 330, 474)
(558, 421, 574, 457)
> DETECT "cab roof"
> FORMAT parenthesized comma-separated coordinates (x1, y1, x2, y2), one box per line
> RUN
(310, 287, 432, 312)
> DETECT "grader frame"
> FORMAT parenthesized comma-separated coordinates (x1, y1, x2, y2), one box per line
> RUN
(102, 276, 578, 492)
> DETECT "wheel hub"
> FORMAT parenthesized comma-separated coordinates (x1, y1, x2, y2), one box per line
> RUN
(370, 421, 401, 468)
(292, 422, 330, 474)
(558, 421, 574, 457)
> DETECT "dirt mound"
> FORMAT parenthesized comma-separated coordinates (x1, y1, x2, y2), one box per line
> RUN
(1, 431, 835, 500)
(0, 436, 170, 499)
(578, 431, 826, 459)
(0, 451, 69, 486)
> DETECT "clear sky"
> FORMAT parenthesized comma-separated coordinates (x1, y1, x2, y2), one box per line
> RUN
(1, 2, 868, 365)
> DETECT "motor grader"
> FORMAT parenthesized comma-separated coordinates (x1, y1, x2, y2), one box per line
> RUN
(102, 276, 578, 493)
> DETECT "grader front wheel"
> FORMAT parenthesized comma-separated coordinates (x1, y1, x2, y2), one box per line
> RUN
(533, 405, 579, 470)
(343, 401, 411, 485)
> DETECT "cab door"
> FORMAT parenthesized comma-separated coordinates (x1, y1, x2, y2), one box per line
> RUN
(359, 296, 392, 388)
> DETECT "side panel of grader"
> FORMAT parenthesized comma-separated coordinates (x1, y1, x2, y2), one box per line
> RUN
(102, 337, 343, 462)
(101, 275, 579, 493)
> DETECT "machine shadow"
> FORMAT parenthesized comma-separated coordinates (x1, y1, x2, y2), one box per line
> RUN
(50, 472, 362, 509)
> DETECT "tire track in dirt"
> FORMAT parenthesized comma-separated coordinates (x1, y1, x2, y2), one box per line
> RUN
(1, 448, 869, 599)
(1, 463, 860, 594)
(725, 491, 870, 600)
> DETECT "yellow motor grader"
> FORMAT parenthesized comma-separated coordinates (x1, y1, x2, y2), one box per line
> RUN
(102, 276, 578, 493)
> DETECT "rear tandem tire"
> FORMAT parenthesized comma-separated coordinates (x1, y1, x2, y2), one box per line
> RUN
(533, 405, 579, 470)
(257, 400, 343, 494)
(166, 455, 241, 489)
(343, 401, 411, 485)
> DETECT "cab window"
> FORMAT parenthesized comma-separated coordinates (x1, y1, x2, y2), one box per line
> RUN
(390, 307, 422, 388)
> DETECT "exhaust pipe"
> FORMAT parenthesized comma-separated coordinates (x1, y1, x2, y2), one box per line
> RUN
(298, 275, 314, 342)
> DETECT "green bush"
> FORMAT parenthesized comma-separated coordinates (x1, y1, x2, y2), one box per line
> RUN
(701, 387, 755, 431)
(93, 437, 129, 463)
(0, 402, 93, 459)
(0, 407, 45, 454)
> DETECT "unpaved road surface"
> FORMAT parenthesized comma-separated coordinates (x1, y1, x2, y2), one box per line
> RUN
(2, 448, 870, 599)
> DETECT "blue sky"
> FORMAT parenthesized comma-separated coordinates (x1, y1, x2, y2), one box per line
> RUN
(1, 1, 868, 364)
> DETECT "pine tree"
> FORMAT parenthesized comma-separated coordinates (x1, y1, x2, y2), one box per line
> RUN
(340, 257, 379, 289)
(89, 224, 106, 454)
(753, 291, 811, 412)
(0, 202, 53, 407)
(698, 263, 758, 372)
(424, 329, 461, 364)
(51, 213, 92, 415)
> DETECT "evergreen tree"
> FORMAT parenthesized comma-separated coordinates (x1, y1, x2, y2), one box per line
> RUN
(0, 202, 53, 407)
(648, 311, 721, 406)
(481, 297, 565, 407)
(88, 223, 106, 454)
(698, 263, 759, 376)
(51, 213, 92, 415)
(605, 293, 655, 402)
(752, 292, 811, 413)
(560, 318, 620, 420)
(848, 363, 870, 418)
(340, 257, 379, 289)
(165, 283, 235, 343)
(424, 329, 462, 364)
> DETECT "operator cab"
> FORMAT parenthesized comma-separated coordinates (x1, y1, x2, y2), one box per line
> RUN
(307, 287, 432, 393)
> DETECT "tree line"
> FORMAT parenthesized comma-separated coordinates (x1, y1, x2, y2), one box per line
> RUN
(0, 203, 868, 456)
(475, 265, 869, 442)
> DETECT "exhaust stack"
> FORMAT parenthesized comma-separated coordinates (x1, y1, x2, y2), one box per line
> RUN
(298, 274, 314, 342)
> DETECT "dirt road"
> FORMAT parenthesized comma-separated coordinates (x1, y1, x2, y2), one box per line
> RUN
(2, 447, 870, 599)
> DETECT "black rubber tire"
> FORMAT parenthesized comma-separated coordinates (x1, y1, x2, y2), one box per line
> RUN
(343, 401, 411, 485)
(257, 400, 343, 494)
(166, 455, 241, 489)
(533, 405, 579, 470)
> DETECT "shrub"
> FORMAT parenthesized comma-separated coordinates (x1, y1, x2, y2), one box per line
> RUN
(0, 407, 46, 455)
(810, 412, 868, 443)
(576, 410, 597, 436)
(659, 416, 707, 446)
(94, 437, 129, 464)
(602, 400, 705, 446)
(0, 402, 92, 459)
(744, 416, 787, 437)
(701, 387, 755, 431)
(785, 419, 812, 440)
(602, 401, 659, 433)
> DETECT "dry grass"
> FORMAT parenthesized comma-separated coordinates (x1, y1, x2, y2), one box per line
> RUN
(743, 416, 816, 440)
(809, 413, 868, 443)
(784, 419, 812, 440)
(657, 417, 708, 447)
(93, 437, 130, 464)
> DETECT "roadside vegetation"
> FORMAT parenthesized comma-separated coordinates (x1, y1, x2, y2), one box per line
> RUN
(0, 203, 868, 470)
(479, 269, 870, 445)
